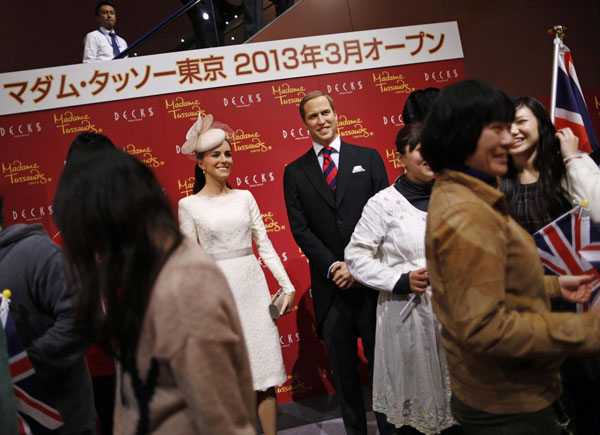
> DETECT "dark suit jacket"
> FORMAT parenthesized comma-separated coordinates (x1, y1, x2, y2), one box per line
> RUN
(283, 141, 389, 336)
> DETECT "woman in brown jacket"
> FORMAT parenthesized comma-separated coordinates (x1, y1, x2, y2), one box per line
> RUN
(420, 79, 600, 434)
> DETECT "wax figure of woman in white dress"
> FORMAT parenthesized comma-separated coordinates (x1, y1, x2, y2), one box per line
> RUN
(345, 123, 455, 434)
(177, 114, 295, 435)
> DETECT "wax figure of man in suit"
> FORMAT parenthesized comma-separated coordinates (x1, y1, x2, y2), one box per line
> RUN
(283, 91, 392, 434)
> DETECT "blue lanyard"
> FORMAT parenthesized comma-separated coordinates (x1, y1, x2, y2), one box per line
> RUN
(97, 30, 119, 49)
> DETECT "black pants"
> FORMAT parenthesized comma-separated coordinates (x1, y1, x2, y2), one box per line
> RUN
(321, 287, 393, 435)
(92, 374, 116, 435)
(450, 395, 567, 435)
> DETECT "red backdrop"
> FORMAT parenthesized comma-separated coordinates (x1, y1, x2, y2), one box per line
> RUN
(0, 26, 466, 403)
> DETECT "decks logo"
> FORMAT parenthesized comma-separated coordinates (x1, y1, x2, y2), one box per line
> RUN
(272, 84, 305, 106)
(223, 93, 262, 108)
(382, 113, 404, 127)
(234, 171, 275, 188)
(279, 332, 301, 348)
(282, 127, 310, 140)
(54, 111, 99, 135)
(326, 80, 363, 95)
(165, 97, 204, 120)
(338, 115, 374, 139)
(2, 160, 51, 185)
(0, 122, 42, 138)
(372, 71, 414, 94)
(10, 205, 53, 222)
(124, 144, 164, 168)
(113, 106, 154, 122)
(258, 250, 288, 267)
(230, 129, 271, 154)
(424, 68, 459, 83)
(177, 176, 195, 197)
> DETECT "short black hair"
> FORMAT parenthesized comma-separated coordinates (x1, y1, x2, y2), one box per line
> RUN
(396, 123, 422, 155)
(420, 79, 514, 173)
(402, 88, 440, 124)
(95, 1, 116, 15)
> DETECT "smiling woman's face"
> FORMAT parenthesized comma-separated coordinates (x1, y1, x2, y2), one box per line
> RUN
(510, 105, 540, 157)
(464, 121, 513, 177)
(198, 140, 233, 182)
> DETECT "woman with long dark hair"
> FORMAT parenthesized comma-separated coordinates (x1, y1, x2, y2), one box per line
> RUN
(501, 96, 600, 234)
(345, 123, 455, 434)
(54, 147, 255, 434)
(178, 114, 295, 435)
(501, 98, 600, 434)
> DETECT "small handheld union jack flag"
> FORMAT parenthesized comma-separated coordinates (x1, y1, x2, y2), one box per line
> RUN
(1, 290, 64, 434)
(533, 206, 600, 311)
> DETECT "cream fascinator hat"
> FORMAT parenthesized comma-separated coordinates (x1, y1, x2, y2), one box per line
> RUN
(181, 113, 233, 155)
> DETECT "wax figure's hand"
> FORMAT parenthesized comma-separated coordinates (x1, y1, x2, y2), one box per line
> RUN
(556, 127, 579, 159)
(409, 268, 429, 293)
(331, 262, 357, 289)
(280, 293, 296, 315)
(558, 274, 594, 303)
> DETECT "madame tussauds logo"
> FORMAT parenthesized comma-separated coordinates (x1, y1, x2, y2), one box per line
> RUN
(372, 71, 414, 94)
(272, 84, 305, 106)
(337, 115, 374, 139)
(0, 122, 42, 138)
(2, 160, 51, 185)
(261, 211, 286, 233)
(177, 176, 195, 197)
(124, 144, 164, 168)
(385, 148, 403, 169)
(165, 97, 205, 120)
(54, 111, 99, 135)
(276, 373, 311, 395)
(229, 129, 271, 153)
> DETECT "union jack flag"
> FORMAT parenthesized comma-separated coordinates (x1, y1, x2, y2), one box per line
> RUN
(554, 44, 599, 153)
(533, 207, 600, 311)
(1, 292, 64, 434)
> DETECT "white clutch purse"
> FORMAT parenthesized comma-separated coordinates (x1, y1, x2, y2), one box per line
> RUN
(269, 289, 285, 319)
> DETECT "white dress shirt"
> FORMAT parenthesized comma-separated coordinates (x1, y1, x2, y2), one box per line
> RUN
(83, 26, 127, 63)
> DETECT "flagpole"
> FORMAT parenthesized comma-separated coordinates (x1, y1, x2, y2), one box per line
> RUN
(549, 25, 567, 124)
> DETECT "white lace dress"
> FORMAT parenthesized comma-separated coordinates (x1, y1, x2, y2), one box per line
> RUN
(345, 186, 455, 434)
(178, 189, 293, 391)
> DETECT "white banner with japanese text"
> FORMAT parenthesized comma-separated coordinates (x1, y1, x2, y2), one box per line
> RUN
(0, 22, 461, 115)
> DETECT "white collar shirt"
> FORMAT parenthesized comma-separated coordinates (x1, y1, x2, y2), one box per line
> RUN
(312, 135, 341, 170)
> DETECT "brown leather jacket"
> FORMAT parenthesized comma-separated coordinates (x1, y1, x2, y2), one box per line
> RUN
(425, 169, 600, 414)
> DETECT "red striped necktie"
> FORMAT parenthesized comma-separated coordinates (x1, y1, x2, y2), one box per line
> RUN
(322, 146, 337, 191)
